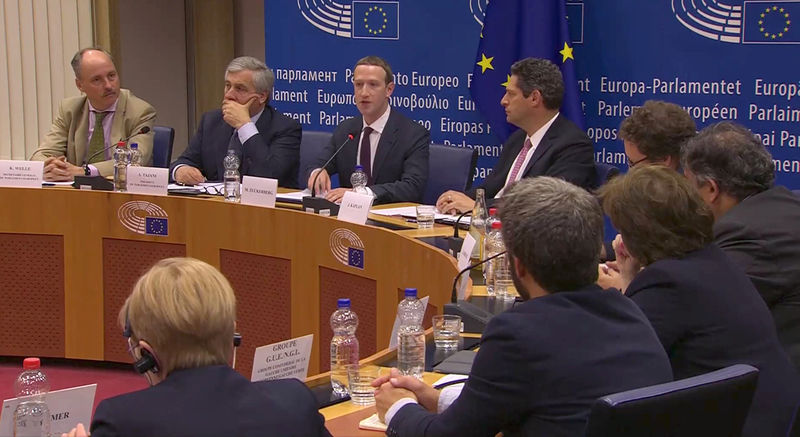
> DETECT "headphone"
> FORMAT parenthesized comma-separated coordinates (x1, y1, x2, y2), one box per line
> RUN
(123, 312, 242, 376)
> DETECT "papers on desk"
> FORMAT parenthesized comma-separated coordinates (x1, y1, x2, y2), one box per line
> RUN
(167, 182, 224, 195)
(370, 206, 471, 225)
(276, 189, 309, 203)
(42, 181, 75, 186)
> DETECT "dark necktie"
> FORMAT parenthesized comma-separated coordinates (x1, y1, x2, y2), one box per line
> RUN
(87, 111, 108, 164)
(359, 126, 374, 183)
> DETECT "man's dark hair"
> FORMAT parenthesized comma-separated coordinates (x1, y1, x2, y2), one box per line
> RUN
(682, 121, 775, 201)
(619, 100, 697, 162)
(498, 177, 602, 293)
(509, 58, 564, 110)
(599, 166, 714, 266)
(355, 56, 393, 85)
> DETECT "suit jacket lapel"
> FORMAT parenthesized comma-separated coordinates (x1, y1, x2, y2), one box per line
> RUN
(73, 98, 90, 164)
(522, 115, 562, 177)
(109, 89, 129, 146)
(371, 111, 398, 180)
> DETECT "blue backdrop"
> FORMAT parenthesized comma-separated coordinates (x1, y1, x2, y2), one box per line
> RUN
(266, 0, 800, 188)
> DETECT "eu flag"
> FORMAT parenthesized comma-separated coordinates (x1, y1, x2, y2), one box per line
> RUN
(352, 1, 399, 40)
(145, 217, 168, 236)
(348, 247, 365, 269)
(743, 2, 800, 44)
(470, 0, 584, 142)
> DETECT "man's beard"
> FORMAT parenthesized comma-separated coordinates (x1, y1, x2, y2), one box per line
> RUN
(509, 259, 530, 301)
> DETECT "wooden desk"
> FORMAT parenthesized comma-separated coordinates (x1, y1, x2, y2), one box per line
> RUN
(0, 187, 459, 378)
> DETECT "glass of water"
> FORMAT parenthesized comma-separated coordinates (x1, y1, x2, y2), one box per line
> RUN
(416, 205, 436, 229)
(432, 315, 462, 349)
(346, 365, 382, 406)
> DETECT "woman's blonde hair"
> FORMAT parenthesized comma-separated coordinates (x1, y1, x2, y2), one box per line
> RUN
(118, 257, 236, 374)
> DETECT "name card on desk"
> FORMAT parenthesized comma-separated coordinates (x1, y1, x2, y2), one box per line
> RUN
(456, 234, 477, 300)
(0, 160, 43, 188)
(251, 334, 313, 382)
(337, 191, 374, 224)
(0, 383, 96, 436)
(241, 176, 278, 208)
(127, 166, 168, 196)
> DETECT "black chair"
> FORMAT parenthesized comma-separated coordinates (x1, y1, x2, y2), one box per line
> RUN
(423, 144, 478, 205)
(594, 162, 620, 187)
(152, 125, 175, 168)
(299, 130, 334, 189)
(584, 364, 759, 437)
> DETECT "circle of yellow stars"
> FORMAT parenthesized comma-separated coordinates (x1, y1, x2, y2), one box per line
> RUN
(363, 6, 388, 35)
(759, 6, 791, 39)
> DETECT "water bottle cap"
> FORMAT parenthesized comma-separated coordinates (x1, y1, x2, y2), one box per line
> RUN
(116, 141, 125, 148)
(22, 357, 40, 370)
(404, 288, 418, 298)
(337, 298, 351, 308)
(491, 221, 502, 229)
(489, 207, 497, 216)
(354, 165, 364, 171)
(130, 143, 138, 149)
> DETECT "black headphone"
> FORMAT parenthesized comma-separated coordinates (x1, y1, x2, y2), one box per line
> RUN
(123, 312, 242, 375)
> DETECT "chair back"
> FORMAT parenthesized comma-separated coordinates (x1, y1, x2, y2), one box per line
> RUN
(595, 162, 620, 187)
(423, 144, 478, 205)
(584, 364, 759, 437)
(299, 131, 334, 188)
(152, 125, 175, 168)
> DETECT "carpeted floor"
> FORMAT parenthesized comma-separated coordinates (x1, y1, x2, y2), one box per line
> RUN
(0, 357, 149, 416)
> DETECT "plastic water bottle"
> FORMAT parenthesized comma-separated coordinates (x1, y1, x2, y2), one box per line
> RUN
(468, 188, 488, 263)
(330, 298, 359, 396)
(223, 149, 241, 203)
(113, 141, 130, 192)
(484, 220, 504, 297)
(13, 358, 51, 437)
(129, 143, 141, 167)
(350, 165, 368, 195)
(397, 288, 426, 378)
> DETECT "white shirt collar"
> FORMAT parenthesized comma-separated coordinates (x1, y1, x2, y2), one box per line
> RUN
(88, 97, 119, 113)
(527, 112, 560, 147)
(362, 105, 391, 134)
(251, 107, 265, 124)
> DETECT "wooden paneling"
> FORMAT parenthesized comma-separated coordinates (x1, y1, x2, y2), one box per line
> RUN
(0, 188, 459, 376)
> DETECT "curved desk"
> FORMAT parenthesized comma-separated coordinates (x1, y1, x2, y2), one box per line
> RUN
(0, 187, 459, 378)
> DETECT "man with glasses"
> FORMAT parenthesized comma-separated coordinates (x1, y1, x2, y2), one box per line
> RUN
(620, 100, 696, 170)
(171, 57, 301, 188)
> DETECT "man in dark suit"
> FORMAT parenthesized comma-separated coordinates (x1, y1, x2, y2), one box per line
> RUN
(683, 122, 800, 373)
(306, 56, 429, 204)
(374, 177, 673, 437)
(437, 58, 595, 214)
(171, 56, 301, 188)
(61, 258, 330, 437)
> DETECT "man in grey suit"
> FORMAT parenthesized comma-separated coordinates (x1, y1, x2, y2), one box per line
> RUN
(683, 121, 800, 372)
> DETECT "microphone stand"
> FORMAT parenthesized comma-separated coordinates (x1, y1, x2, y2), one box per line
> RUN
(444, 250, 508, 333)
(302, 133, 357, 216)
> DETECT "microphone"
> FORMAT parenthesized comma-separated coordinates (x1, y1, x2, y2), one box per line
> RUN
(447, 210, 473, 257)
(83, 126, 151, 166)
(302, 132, 357, 215)
(444, 250, 508, 333)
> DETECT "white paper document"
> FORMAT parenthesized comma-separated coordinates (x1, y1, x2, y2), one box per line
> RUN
(0, 384, 96, 436)
(251, 334, 314, 382)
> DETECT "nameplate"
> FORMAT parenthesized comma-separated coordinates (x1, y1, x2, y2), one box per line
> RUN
(456, 233, 477, 300)
(388, 295, 430, 349)
(0, 160, 43, 188)
(241, 176, 278, 208)
(337, 191, 374, 225)
(251, 334, 313, 382)
(0, 383, 96, 436)
(127, 166, 168, 196)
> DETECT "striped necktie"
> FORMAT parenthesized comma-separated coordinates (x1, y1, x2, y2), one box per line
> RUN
(504, 137, 533, 189)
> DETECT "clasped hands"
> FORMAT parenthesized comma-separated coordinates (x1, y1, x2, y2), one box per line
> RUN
(596, 234, 642, 294)
(43, 156, 83, 181)
(372, 368, 440, 423)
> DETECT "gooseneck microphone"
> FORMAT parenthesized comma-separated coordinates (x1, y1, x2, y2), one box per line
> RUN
(83, 126, 151, 167)
(302, 132, 357, 215)
(444, 250, 508, 333)
(447, 210, 473, 257)
(310, 133, 355, 197)
(450, 250, 507, 303)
